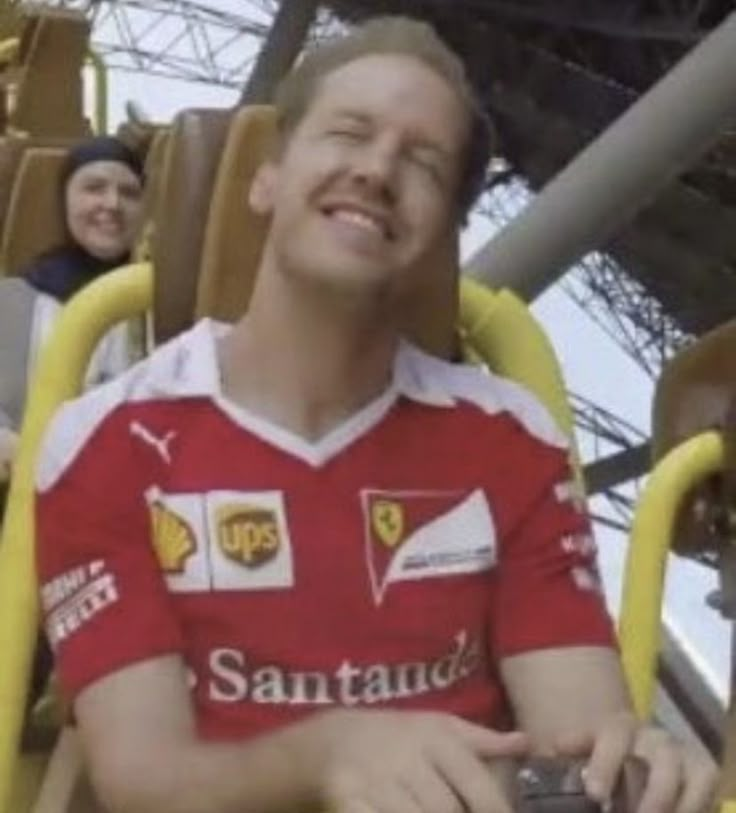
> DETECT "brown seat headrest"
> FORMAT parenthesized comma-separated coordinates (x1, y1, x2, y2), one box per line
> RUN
(0, 146, 67, 277)
(152, 107, 232, 344)
(653, 320, 736, 461)
(10, 8, 90, 138)
(653, 320, 736, 558)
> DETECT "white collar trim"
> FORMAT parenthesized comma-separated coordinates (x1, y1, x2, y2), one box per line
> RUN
(152, 320, 457, 466)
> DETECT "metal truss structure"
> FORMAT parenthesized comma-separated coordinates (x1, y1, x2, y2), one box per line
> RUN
(571, 392, 647, 533)
(42, 0, 277, 87)
(562, 254, 692, 380)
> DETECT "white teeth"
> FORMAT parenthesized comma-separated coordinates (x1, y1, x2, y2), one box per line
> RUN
(332, 209, 384, 236)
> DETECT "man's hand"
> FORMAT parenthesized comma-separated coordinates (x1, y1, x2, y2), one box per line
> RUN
(0, 427, 18, 483)
(570, 712, 718, 813)
(307, 709, 528, 813)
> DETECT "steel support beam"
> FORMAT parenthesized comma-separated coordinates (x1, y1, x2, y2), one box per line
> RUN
(465, 11, 736, 301)
(584, 442, 651, 494)
(239, 0, 319, 105)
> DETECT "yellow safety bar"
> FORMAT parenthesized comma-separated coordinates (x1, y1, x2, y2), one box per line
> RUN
(85, 47, 107, 135)
(460, 277, 583, 488)
(460, 278, 576, 442)
(0, 263, 152, 812)
(617, 430, 734, 813)
(617, 430, 724, 718)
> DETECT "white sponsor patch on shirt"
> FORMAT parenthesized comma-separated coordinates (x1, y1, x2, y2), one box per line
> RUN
(146, 488, 294, 593)
(362, 488, 496, 606)
(43, 560, 119, 647)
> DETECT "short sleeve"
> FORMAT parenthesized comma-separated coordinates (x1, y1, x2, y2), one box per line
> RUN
(35, 408, 184, 701)
(490, 455, 616, 658)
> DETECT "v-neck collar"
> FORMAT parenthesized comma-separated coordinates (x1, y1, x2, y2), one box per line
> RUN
(155, 319, 457, 467)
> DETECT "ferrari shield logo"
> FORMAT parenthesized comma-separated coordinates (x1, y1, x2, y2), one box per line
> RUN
(371, 499, 405, 548)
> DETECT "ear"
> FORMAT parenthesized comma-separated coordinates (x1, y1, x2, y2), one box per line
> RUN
(248, 161, 279, 216)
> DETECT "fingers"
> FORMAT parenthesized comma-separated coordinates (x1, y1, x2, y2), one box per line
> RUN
(432, 739, 513, 813)
(582, 712, 637, 804)
(674, 749, 718, 813)
(633, 727, 718, 813)
(446, 716, 528, 760)
(402, 763, 465, 813)
(634, 736, 682, 813)
(364, 783, 424, 813)
(328, 771, 423, 813)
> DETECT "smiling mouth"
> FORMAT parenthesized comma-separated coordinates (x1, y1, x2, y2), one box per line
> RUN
(90, 222, 124, 236)
(321, 205, 395, 242)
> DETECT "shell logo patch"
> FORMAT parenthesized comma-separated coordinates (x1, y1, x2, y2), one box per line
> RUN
(371, 499, 405, 549)
(150, 501, 196, 574)
(144, 489, 292, 592)
(216, 504, 280, 568)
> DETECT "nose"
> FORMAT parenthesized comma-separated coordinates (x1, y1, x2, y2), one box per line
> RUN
(351, 139, 398, 204)
(101, 184, 122, 210)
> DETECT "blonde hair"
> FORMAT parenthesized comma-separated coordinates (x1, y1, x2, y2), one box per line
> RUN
(274, 16, 493, 218)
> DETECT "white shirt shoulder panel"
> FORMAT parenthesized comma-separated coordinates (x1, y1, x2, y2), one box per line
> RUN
(398, 343, 569, 451)
(36, 320, 218, 493)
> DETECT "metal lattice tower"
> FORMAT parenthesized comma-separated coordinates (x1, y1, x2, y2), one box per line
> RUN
(45, 1, 278, 86)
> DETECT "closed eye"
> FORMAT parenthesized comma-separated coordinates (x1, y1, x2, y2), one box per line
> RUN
(326, 128, 367, 142)
(406, 150, 447, 186)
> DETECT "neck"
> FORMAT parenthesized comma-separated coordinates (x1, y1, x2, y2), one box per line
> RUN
(219, 263, 400, 441)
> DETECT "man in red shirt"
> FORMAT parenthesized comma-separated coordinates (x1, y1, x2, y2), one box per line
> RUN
(36, 15, 716, 813)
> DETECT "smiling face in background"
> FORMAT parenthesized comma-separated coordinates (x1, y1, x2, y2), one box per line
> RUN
(249, 53, 469, 304)
(64, 160, 144, 262)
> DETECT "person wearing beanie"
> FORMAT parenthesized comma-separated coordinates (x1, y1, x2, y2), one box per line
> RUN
(0, 135, 145, 485)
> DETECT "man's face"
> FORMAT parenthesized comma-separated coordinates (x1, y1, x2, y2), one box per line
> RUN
(250, 53, 468, 301)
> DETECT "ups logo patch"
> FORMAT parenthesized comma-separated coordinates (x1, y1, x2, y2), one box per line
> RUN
(216, 504, 280, 568)
(150, 502, 196, 573)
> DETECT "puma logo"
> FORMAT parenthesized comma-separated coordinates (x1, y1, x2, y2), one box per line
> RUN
(130, 421, 177, 465)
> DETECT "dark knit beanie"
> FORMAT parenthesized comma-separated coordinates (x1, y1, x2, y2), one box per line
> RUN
(60, 136, 145, 191)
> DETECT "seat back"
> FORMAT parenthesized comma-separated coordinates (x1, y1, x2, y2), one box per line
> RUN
(141, 128, 171, 221)
(0, 147, 67, 277)
(195, 106, 274, 325)
(0, 137, 75, 244)
(0, 6, 21, 41)
(152, 108, 231, 344)
(653, 322, 736, 460)
(8, 8, 90, 138)
(652, 320, 736, 557)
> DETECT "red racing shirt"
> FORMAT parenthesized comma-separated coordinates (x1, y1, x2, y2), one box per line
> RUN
(36, 321, 614, 740)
